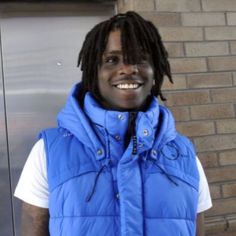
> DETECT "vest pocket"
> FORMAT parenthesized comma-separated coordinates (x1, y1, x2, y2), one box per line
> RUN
(49, 167, 116, 218)
(144, 169, 198, 221)
(49, 162, 97, 192)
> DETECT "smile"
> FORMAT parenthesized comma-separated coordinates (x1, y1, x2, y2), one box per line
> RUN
(115, 83, 142, 90)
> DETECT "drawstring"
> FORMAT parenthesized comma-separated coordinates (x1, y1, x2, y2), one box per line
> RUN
(152, 161, 178, 186)
(86, 160, 111, 202)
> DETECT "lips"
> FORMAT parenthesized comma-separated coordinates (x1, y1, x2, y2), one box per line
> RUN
(112, 76, 144, 90)
(115, 83, 141, 89)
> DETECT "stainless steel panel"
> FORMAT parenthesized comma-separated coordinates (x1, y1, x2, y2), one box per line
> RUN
(1, 9, 113, 235)
(0, 40, 14, 235)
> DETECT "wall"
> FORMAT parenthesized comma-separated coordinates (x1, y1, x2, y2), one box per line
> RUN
(117, 0, 236, 235)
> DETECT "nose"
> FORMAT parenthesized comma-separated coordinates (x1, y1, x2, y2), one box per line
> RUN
(119, 63, 139, 75)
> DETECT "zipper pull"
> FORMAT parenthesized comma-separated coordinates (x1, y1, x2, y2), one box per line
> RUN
(132, 135, 137, 155)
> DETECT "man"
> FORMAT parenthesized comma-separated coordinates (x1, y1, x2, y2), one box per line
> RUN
(15, 11, 212, 236)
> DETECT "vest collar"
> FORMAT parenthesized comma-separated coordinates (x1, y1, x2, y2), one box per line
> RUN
(84, 92, 160, 153)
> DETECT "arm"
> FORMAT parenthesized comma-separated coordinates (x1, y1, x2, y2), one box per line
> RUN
(21, 202, 49, 236)
(196, 212, 205, 236)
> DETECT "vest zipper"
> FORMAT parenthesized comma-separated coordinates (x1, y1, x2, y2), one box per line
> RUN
(125, 112, 137, 155)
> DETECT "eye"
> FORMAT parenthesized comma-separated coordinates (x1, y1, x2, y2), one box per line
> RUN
(137, 54, 150, 65)
(104, 55, 119, 65)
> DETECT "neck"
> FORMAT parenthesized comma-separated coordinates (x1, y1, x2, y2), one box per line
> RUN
(93, 94, 153, 112)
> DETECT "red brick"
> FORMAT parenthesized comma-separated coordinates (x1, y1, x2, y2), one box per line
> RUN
(227, 215, 236, 232)
(140, 12, 181, 27)
(231, 41, 236, 54)
(162, 74, 186, 90)
(194, 134, 236, 152)
(210, 184, 222, 199)
(206, 166, 236, 184)
(206, 216, 236, 235)
(165, 90, 210, 106)
(190, 104, 235, 120)
(219, 150, 236, 166)
(117, 0, 133, 12)
(185, 42, 229, 57)
(169, 106, 190, 121)
(118, 0, 156, 13)
(223, 183, 236, 198)
(182, 13, 225, 26)
(134, 0, 155, 11)
(211, 88, 236, 103)
(155, 0, 201, 12)
(216, 119, 236, 134)
(206, 27, 236, 40)
(159, 27, 203, 42)
(208, 56, 236, 71)
(170, 58, 207, 73)
(227, 13, 236, 26)
(202, 0, 236, 11)
(187, 72, 232, 89)
(176, 121, 215, 137)
(198, 152, 218, 168)
(205, 216, 227, 235)
(164, 42, 184, 57)
(206, 198, 236, 217)
(208, 232, 236, 236)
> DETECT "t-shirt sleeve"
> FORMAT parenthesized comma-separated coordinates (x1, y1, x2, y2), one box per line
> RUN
(196, 157, 213, 213)
(14, 139, 49, 208)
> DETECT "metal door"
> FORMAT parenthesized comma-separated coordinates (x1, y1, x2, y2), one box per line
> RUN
(0, 4, 114, 235)
(0, 34, 14, 236)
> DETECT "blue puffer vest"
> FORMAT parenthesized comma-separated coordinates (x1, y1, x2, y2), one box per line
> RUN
(40, 84, 199, 236)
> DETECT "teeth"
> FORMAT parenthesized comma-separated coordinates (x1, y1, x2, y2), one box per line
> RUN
(116, 84, 139, 89)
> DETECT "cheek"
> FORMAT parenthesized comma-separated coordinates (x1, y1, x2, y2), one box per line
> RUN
(139, 64, 154, 75)
(97, 71, 107, 88)
(146, 66, 154, 78)
(97, 71, 112, 97)
(140, 66, 154, 86)
(98, 67, 115, 83)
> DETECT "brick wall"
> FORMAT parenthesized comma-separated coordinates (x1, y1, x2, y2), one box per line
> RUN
(117, 0, 236, 235)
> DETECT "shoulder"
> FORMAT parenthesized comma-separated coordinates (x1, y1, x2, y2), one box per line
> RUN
(39, 127, 74, 159)
(39, 127, 62, 145)
(175, 132, 195, 150)
(165, 132, 196, 159)
(14, 139, 49, 208)
(156, 132, 199, 189)
(196, 157, 213, 212)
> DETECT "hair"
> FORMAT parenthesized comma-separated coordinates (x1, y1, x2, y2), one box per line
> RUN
(77, 11, 172, 102)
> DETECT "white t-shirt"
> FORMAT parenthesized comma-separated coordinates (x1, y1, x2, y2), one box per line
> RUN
(15, 139, 212, 213)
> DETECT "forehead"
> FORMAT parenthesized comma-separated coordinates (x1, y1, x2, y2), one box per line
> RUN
(104, 29, 145, 54)
(102, 28, 150, 65)
(104, 30, 122, 53)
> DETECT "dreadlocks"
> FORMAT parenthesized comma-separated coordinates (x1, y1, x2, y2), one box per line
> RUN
(77, 11, 172, 102)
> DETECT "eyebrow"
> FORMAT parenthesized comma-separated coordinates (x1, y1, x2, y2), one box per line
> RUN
(103, 50, 122, 56)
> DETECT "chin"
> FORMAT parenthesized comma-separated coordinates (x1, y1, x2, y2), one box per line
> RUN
(113, 102, 147, 111)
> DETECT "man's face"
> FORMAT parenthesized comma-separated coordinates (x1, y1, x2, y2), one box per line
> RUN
(97, 30, 154, 111)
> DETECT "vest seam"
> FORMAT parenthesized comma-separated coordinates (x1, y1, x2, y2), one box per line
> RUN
(50, 215, 119, 219)
(146, 217, 194, 221)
